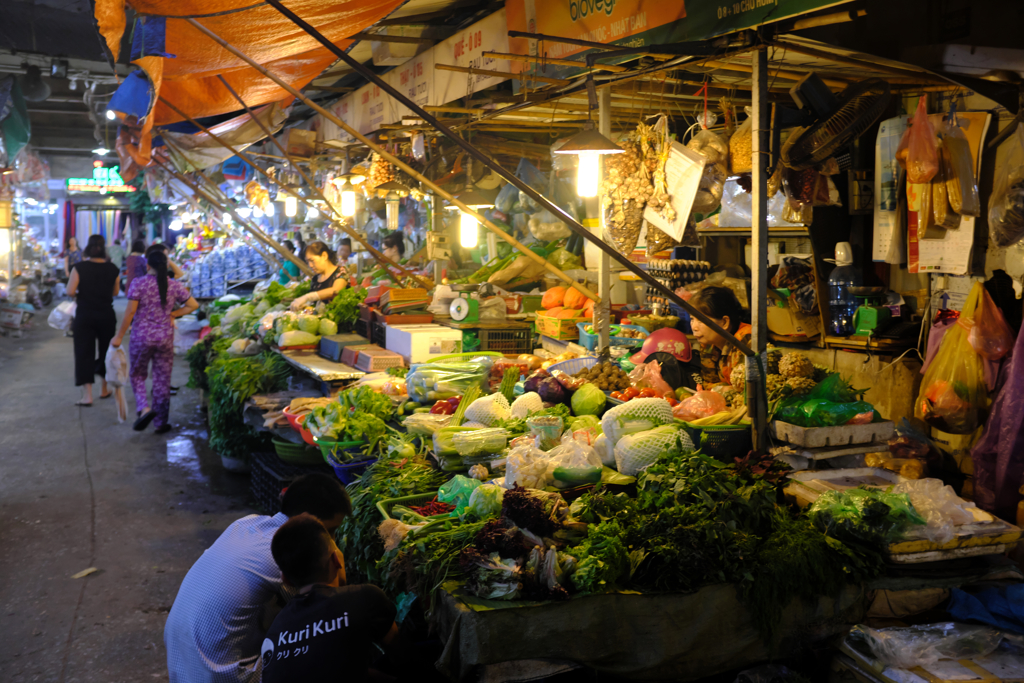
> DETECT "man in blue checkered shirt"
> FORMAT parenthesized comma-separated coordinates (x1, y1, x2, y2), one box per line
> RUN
(164, 474, 351, 683)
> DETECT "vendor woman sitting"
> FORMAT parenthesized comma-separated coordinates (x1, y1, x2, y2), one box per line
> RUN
(686, 285, 752, 388)
(290, 241, 348, 311)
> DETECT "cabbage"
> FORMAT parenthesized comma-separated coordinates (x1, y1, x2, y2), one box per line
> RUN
(318, 318, 338, 336)
(277, 330, 320, 347)
(536, 377, 566, 404)
(571, 383, 606, 416)
(466, 484, 505, 520)
(297, 314, 321, 334)
(253, 299, 271, 316)
(567, 414, 602, 435)
(523, 369, 551, 394)
(223, 303, 254, 323)
(274, 312, 298, 335)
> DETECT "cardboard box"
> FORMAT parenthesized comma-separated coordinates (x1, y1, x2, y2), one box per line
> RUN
(767, 298, 821, 339)
(385, 324, 462, 363)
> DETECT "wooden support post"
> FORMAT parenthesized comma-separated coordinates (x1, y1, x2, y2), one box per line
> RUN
(596, 86, 613, 352)
(185, 16, 603, 305)
(750, 48, 770, 452)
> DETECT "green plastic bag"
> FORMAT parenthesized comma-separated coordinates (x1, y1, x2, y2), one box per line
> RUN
(438, 475, 482, 514)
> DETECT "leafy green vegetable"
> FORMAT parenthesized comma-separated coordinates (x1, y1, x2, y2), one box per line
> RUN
(531, 403, 571, 420)
(571, 383, 606, 416)
(206, 351, 291, 461)
(567, 519, 630, 593)
(323, 286, 367, 331)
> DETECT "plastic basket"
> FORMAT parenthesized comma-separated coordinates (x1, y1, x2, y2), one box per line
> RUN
(681, 423, 752, 461)
(331, 458, 377, 485)
(479, 328, 533, 354)
(249, 451, 333, 515)
(272, 438, 324, 466)
(282, 409, 317, 446)
(316, 437, 368, 464)
(375, 492, 441, 521)
(371, 321, 387, 346)
(576, 323, 650, 352)
(548, 356, 599, 375)
(355, 319, 371, 340)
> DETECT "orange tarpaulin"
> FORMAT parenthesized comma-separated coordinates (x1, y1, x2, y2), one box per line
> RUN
(95, 0, 403, 124)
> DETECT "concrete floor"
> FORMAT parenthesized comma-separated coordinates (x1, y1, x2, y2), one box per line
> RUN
(0, 301, 254, 683)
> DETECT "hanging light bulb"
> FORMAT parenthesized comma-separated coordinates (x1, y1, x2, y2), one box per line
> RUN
(222, 212, 231, 224)
(252, 206, 264, 219)
(459, 211, 479, 249)
(169, 219, 183, 232)
(265, 202, 275, 217)
(553, 122, 624, 198)
(284, 194, 297, 217)
(377, 181, 408, 234)
(307, 206, 319, 219)
(339, 177, 356, 217)
(237, 207, 252, 219)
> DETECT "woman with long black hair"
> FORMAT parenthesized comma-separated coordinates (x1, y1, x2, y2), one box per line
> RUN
(66, 234, 120, 405)
(112, 250, 199, 433)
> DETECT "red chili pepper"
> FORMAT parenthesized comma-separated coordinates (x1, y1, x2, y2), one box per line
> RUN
(430, 400, 455, 415)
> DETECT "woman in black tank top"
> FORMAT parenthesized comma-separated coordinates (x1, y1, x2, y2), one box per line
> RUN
(66, 235, 121, 405)
(289, 241, 349, 311)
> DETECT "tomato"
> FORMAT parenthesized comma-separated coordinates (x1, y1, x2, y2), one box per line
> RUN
(610, 391, 624, 401)
(623, 387, 640, 399)
(665, 397, 679, 407)
(638, 387, 657, 398)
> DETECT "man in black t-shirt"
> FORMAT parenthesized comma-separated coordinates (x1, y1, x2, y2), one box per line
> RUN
(262, 514, 398, 683)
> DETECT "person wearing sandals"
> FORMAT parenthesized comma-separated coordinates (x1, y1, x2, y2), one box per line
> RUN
(66, 235, 121, 406)
(111, 250, 199, 433)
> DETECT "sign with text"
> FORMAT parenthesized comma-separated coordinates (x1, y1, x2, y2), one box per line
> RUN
(66, 166, 136, 193)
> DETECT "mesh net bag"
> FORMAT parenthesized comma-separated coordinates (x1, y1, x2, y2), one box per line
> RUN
(601, 398, 676, 445)
(510, 392, 544, 419)
(615, 426, 694, 476)
(463, 393, 511, 426)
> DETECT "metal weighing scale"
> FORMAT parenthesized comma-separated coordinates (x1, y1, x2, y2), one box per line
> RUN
(449, 283, 498, 324)
(849, 286, 892, 337)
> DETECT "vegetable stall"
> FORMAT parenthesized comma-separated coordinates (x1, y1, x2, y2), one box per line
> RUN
(98, 0, 1024, 677)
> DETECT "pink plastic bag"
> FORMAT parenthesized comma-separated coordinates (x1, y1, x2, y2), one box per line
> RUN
(673, 386, 727, 421)
(902, 98, 939, 184)
(628, 361, 675, 398)
(965, 288, 1015, 361)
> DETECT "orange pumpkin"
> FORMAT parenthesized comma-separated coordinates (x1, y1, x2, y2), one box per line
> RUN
(553, 308, 582, 319)
(564, 287, 587, 310)
(542, 286, 567, 309)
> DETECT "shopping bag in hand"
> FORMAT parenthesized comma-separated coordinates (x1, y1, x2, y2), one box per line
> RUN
(47, 301, 76, 332)
(915, 282, 989, 434)
(105, 345, 130, 423)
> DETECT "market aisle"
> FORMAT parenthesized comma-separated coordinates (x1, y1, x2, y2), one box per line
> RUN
(0, 303, 252, 683)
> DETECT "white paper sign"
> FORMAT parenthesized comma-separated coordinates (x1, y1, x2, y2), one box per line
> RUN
(873, 115, 909, 263)
(642, 141, 705, 241)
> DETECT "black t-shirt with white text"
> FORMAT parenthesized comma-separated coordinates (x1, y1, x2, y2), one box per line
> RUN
(261, 584, 395, 683)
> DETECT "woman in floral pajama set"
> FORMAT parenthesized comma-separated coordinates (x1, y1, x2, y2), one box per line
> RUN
(112, 250, 199, 434)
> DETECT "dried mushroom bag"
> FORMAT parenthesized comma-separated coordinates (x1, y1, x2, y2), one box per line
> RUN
(916, 180, 934, 239)
(989, 122, 1024, 247)
(646, 222, 677, 255)
(932, 144, 961, 229)
(605, 198, 644, 255)
(687, 127, 728, 164)
(729, 108, 753, 175)
(942, 118, 981, 217)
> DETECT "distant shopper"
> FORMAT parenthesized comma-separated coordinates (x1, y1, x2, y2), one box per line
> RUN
(66, 235, 120, 406)
(107, 238, 126, 271)
(381, 230, 405, 263)
(125, 239, 148, 292)
(278, 240, 301, 284)
(262, 514, 397, 683)
(164, 475, 352, 683)
(111, 249, 198, 433)
(64, 236, 83, 278)
(337, 237, 352, 263)
(146, 242, 185, 279)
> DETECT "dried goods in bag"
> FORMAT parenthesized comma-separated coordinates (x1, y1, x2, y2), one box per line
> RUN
(932, 143, 961, 229)
(901, 98, 939, 183)
(729, 107, 753, 174)
(602, 138, 650, 256)
(941, 116, 980, 216)
(687, 128, 729, 214)
(988, 122, 1024, 247)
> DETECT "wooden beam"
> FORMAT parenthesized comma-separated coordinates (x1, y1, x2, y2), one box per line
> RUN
(505, 30, 677, 60)
(349, 32, 434, 44)
(765, 39, 947, 84)
(375, 2, 500, 25)
(435, 63, 570, 85)
(690, 59, 852, 89)
(482, 51, 629, 73)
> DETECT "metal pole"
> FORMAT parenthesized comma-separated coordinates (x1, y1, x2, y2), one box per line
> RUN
(183, 16, 603, 306)
(596, 86, 613, 351)
(260, 2, 750, 354)
(749, 47, 770, 451)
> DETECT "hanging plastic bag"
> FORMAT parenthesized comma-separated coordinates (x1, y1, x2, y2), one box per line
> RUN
(47, 300, 75, 332)
(988, 122, 1024, 247)
(915, 282, 989, 434)
(966, 286, 1015, 360)
(729, 107, 753, 174)
(687, 128, 729, 214)
(104, 344, 130, 423)
(941, 116, 980, 217)
(903, 98, 939, 183)
(628, 361, 674, 398)
(528, 210, 571, 241)
(673, 385, 727, 421)
(646, 223, 677, 255)
(932, 142, 961, 229)
(494, 181, 520, 214)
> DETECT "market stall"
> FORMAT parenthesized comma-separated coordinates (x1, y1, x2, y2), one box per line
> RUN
(96, 0, 1024, 678)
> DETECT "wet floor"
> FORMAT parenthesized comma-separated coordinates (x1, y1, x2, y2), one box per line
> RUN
(0, 301, 253, 683)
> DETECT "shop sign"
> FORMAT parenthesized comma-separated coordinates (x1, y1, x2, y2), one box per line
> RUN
(505, 0, 854, 81)
(65, 165, 136, 193)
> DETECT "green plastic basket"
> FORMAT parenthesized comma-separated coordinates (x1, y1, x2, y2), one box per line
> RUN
(375, 492, 442, 521)
(681, 423, 752, 461)
(271, 438, 324, 466)
(314, 437, 367, 464)
(426, 351, 503, 363)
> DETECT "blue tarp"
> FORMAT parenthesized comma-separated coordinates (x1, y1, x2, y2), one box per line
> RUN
(948, 585, 1024, 635)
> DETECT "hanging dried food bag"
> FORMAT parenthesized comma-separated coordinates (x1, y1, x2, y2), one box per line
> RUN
(932, 143, 961, 229)
(988, 122, 1024, 248)
(729, 107, 754, 174)
(605, 199, 645, 255)
(941, 116, 980, 217)
(687, 127, 729, 214)
(904, 98, 939, 183)
(646, 222, 677, 255)
(915, 282, 989, 434)
(916, 178, 935, 239)
(528, 210, 572, 241)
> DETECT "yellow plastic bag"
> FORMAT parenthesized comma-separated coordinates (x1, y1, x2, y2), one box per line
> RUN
(915, 282, 989, 434)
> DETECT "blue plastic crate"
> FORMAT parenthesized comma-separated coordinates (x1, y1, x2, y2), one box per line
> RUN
(576, 323, 650, 352)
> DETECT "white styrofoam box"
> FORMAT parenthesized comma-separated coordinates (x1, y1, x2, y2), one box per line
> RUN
(385, 324, 463, 363)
